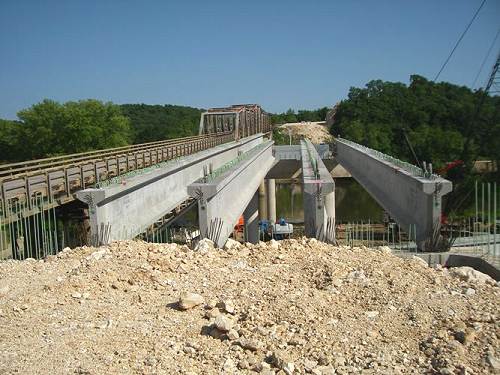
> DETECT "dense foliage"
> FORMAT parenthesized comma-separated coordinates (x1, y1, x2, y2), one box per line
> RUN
(0, 101, 202, 162)
(271, 107, 329, 124)
(120, 104, 202, 144)
(332, 75, 500, 169)
(0, 100, 132, 161)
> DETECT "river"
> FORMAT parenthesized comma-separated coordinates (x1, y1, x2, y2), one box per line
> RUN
(276, 178, 384, 224)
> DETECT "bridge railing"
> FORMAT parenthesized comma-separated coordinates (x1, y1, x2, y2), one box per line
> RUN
(0, 132, 234, 204)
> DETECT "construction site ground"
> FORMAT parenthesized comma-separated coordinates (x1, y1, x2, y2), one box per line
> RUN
(0, 239, 498, 374)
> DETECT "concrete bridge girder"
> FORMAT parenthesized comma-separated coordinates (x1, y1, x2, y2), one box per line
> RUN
(300, 139, 336, 242)
(75, 134, 265, 244)
(188, 141, 275, 247)
(335, 139, 452, 251)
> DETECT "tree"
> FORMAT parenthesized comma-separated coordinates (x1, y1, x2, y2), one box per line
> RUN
(120, 104, 202, 144)
(331, 75, 500, 170)
(16, 99, 132, 159)
(0, 119, 23, 162)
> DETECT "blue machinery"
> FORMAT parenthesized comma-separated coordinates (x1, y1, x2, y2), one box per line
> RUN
(259, 218, 294, 240)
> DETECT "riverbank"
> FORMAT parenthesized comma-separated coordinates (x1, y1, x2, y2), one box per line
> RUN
(0, 239, 498, 374)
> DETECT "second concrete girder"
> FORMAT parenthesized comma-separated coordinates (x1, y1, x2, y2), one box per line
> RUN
(188, 140, 275, 247)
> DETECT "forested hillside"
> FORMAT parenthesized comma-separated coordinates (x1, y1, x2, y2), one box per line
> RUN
(271, 107, 329, 124)
(120, 104, 201, 144)
(332, 75, 500, 169)
(0, 101, 202, 162)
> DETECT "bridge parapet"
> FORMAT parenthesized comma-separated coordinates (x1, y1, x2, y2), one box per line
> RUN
(335, 138, 452, 251)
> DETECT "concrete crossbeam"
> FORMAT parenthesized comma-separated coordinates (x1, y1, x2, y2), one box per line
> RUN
(75, 134, 265, 244)
(335, 138, 452, 251)
(188, 141, 275, 247)
(301, 139, 336, 242)
(273, 144, 331, 161)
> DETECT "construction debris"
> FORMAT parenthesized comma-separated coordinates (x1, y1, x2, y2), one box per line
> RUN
(0, 239, 498, 374)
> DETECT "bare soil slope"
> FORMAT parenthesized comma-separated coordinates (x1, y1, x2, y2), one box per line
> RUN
(0, 239, 498, 374)
(278, 122, 333, 144)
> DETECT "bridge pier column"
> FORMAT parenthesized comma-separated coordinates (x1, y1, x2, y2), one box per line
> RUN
(258, 181, 267, 221)
(267, 179, 276, 223)
(244, 190, 259, 244)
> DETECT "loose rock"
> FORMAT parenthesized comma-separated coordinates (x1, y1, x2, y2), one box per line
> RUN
(178, 292, 204, 310)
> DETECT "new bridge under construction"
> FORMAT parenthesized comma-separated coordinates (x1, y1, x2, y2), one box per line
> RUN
(0, 104, 498, 278)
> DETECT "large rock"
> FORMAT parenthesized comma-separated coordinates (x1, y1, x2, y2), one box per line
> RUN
(195, 239, 215, 253)
(214, 315, 234, 332)
(178, 292, 204, 310)
(449, 266, 495, 285)
(223, 238, 241, 251)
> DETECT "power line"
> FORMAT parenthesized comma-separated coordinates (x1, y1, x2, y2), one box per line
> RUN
(472, 28, 500, 88)
(434, 0, 487, 82)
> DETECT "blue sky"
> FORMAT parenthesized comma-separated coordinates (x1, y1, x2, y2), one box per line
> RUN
(0, 0, 499, 119)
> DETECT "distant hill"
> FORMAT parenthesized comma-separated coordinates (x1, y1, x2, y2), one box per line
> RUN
(120, 104, 202, 144)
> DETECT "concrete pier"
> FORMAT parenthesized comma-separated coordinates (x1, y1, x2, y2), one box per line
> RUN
(267, 179, 276, 223)
(258, 181, 267, 220)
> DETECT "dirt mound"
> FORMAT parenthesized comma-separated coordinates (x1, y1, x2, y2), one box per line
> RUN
(278, 122, 333, 144)
(0, 239, 498, 374)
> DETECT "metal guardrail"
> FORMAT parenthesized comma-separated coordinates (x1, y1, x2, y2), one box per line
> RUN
(337, 137, 439, 179)
(0, 132, 234, 204)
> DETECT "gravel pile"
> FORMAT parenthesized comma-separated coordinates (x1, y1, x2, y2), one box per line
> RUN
(278, 122, 333, 144)
(0, 238, 498, 374)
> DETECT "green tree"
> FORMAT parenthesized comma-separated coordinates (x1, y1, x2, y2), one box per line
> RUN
(332, 75, 499, 170)
(0, 119, 23, 162)
(120, 104, 202, 143)
(17, 99, 132, 159)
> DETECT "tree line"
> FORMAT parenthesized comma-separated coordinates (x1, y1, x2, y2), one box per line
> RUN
(0, 100, 202, 162)
(271, 107, 329, 124)
(331, 75, 500, 170)
(1, 75, 498, 172)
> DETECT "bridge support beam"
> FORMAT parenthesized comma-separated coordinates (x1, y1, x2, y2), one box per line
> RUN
(258, 181, 267, 221)
(188, 141, 275, 247)
(75, 135, 264, 244)
(335, 138, 452, 251)
(267, 179, 276, 223)
(301, 139, 336, 242)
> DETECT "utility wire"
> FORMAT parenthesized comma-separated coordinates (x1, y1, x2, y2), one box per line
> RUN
(434, 0, 487, 82)
(471, 27, 500, 88)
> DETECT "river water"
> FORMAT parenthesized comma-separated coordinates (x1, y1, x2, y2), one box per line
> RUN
(276, 178, 384, 224)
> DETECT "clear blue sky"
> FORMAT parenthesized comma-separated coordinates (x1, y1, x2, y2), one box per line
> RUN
(0, 0, 499, 119)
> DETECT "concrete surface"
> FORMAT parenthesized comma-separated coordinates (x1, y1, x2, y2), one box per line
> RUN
(76, 134, 265, 243)
(335, 138, 452, 251)
(301, 139, 336, 242)
(188, 140, 275, 247)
